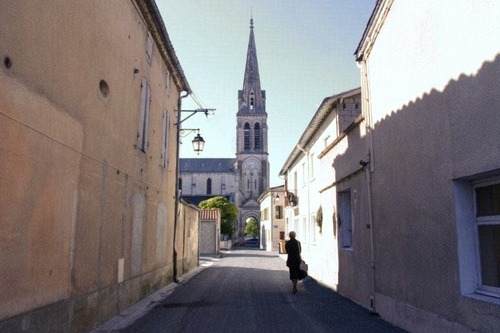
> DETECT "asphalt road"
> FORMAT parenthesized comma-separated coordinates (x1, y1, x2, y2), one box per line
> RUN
(118, 247, 406, 333)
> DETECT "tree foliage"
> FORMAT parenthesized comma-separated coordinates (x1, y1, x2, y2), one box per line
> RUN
(244, 217, 259, 237)
(199, 196, 238, 237)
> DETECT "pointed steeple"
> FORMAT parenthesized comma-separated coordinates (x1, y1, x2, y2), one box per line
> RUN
(238, 17, 265, 114)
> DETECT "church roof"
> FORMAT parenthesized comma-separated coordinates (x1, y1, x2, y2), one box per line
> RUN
(242, 18, 261, 93)
(181, 195, 232, 206)
(179, 158, 236, 173)
(238, 18, 266, 115)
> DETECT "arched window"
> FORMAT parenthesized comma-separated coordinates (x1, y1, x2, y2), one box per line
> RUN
(207, 178, 212, 195)
(254, 123, 261, 150)
(250, 92, 255, 110)
(244, 123, 251, 151)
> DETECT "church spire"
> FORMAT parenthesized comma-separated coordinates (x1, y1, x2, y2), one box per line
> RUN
(239, 17, 265, 114)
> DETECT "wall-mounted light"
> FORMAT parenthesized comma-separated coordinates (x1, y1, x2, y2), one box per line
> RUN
(191, 133, 205, 154)
(274, 194, 280, 203)
(180, 128, 205, 154)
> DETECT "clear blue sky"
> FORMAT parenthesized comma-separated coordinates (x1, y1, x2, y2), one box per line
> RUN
(158, 0, 376, 187)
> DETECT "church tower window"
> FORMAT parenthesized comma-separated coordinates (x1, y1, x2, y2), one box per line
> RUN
(254, 123, 261, 150)
(250, 92, 255, 110)
(244, 123, 251, 151)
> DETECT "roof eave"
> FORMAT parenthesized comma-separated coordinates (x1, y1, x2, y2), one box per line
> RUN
(278, 87, 361, 177)
(354, 0, 394, 62)
(136, 0, 191, 93)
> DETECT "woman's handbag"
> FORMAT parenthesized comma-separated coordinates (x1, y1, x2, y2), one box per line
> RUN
(299, 260, 308, 272)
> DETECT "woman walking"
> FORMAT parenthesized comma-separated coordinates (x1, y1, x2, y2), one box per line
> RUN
(285, 231, 302, 294)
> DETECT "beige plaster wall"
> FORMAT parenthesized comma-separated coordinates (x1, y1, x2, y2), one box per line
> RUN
(0, 1, 187, 331)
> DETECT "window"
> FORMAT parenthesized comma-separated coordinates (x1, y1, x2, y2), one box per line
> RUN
(138, 78, 151, 152)
(165, 70, 171, 96)
(455, 175, 500, 299)
(310, 153, 315, 179)
(338, 190, 353, 249)
(302, 163, 306, 185)
(250, 92, 255, 110)
(161, 111, 168, 168)
(207, 178, 212, 195)
(310, 213, 317, 243)
(221, 183, 226, 194)
(178, 178, 182, 191)
(275, 205, 283, 219)
(146, 31, 153, 64)
(244, 123, 251, 151)
(475, 182, 500, 291)
(293, 171, 298, 194)
(254, 123, 261, 150)
(262, 208, 269, 220)
(324, 135, 330, 149)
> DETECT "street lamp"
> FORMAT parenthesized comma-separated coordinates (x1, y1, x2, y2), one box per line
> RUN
(175, 108, 215, 154)
(180, 128, 205, 155)
(191, 133, 205, 154)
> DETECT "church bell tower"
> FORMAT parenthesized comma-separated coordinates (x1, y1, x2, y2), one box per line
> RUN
(235, 18, 269, 240)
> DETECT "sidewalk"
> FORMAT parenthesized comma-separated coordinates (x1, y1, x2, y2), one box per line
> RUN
(91, 253, 225, 332)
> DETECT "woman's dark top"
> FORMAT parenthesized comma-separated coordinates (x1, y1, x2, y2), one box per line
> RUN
(285, 238, 302, 280)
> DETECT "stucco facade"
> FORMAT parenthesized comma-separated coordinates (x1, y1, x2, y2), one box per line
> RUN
(279, 89, 367, 304)
(258, 186, 286, 252)
(0, 1, 198, 331)
(355, 1, 500, 332)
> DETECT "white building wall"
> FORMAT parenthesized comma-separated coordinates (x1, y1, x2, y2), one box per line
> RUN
(358, 1, 500, 332)
(283, 93, 368, 303)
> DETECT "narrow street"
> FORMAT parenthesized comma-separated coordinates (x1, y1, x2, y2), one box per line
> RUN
(98, 248, 406, 333)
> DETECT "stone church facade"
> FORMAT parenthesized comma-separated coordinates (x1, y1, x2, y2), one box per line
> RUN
(180, 18, 269, 241)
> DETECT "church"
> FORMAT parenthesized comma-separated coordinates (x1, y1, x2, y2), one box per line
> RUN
(179, 18, 270, 241)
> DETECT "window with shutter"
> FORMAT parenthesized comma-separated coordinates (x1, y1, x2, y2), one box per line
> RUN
(146, 31, 153, 64)
(161, 110, 168, 167)
(138, 78, 151, 152)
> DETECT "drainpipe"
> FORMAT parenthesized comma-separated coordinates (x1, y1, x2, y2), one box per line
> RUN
(364, 157, 376, 314)
(173, 90, 189, 283)
(360, 58, 377, 314)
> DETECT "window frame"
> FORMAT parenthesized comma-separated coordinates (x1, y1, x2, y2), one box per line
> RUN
(338, 189, 353, 249)
(473, 179, 500, 296)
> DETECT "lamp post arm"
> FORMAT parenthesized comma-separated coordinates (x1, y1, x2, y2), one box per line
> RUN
(176, 108, 216, 125)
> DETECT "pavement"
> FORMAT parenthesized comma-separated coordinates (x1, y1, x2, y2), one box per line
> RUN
(90, 253, 226, 332)
(92, 248, 406, 333)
